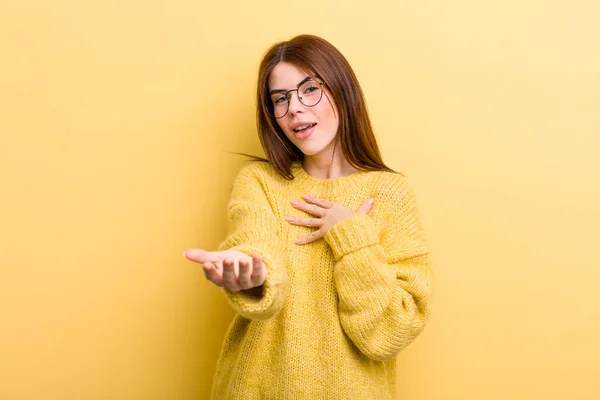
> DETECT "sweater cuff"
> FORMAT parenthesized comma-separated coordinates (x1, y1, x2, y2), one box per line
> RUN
(324, 214, 381, 262)
(222, 244, 286, 320)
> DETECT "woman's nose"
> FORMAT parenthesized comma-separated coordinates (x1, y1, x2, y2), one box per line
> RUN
(287, 91, 304, 114)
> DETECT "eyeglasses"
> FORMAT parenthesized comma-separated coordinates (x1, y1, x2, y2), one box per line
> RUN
(266, 78, 326, 119)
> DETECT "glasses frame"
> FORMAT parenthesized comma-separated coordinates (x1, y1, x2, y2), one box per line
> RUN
(266, 78, 327, 119)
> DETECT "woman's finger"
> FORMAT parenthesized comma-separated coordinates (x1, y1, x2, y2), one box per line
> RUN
(222, 258, 240, 291)
(291, 200, 325, 217)
(295, 230, 324, 245)
(202, 261, 214, 273)
(301, 195, 334, 208)
(285, 217, 321, 228)
(203, 262, 224, 287)
(237, 259, 253, 289)
(356, 198, 375, 215)
(251, 254, 266, 286)
(184, 249, 218, 263)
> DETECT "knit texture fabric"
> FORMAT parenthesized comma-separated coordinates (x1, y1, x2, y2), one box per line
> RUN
(211, 161, 432, 400)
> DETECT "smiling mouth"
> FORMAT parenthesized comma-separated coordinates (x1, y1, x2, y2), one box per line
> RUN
(293, 123, 317, 133)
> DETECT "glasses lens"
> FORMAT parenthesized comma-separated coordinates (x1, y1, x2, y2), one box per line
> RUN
(298, 80, 323, 107)
(269, 93, 289, 118)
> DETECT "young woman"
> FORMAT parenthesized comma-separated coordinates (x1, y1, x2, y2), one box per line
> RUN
(184, 34, 433, 399)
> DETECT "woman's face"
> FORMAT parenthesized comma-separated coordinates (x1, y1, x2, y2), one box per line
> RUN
(268, 62, 339, 158)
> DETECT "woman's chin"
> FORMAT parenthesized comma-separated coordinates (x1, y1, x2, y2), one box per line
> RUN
(297, 145, 324, 157)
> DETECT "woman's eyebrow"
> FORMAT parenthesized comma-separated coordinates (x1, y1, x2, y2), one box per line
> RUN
(269, 76, 311, 94)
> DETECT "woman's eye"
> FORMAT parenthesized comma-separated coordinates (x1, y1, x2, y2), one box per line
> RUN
(274, 96, 287, 104)
(303, 85, 318, 93)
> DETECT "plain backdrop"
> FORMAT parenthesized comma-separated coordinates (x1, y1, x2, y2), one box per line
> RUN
(1, 0, 599, 398)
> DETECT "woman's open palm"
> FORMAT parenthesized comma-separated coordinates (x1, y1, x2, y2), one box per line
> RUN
(183, 249, 267, 292)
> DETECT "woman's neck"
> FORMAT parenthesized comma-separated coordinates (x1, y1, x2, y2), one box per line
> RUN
(301, 155, 357, 180)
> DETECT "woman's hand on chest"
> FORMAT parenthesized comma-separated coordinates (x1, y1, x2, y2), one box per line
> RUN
(285, 195, 374, 245)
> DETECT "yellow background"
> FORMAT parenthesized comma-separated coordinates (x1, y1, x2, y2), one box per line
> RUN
(1, 1, 599, 398)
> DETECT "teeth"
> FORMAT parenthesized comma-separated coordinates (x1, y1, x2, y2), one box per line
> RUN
(294, 123, 315, 132)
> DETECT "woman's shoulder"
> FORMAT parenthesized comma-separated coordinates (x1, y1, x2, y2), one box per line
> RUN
(235, 160, 277, 179)
(232, 161, 282, 191)
(368, 168, 412, 193)
(365, 169, 421, 215)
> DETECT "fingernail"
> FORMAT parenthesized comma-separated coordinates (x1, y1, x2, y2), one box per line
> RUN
(368, 198, 374, 205)
(286, 217, 295, 222)
(182, 251, 187, 257)
(291, 200, 299, 205)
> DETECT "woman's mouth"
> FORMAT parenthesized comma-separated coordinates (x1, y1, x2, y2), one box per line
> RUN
(293, 123, 316, 139)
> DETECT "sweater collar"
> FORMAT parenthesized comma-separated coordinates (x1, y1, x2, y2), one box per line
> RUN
(289, 161, 369, 195)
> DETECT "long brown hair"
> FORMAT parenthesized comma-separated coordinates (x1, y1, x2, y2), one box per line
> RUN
(233, 34, 397, 179)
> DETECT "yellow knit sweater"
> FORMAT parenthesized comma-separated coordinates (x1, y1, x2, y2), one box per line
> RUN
(211, 161, 432, 400)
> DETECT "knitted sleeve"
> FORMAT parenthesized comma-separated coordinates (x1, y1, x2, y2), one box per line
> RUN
(324, 176, 432, 361)
(217, 163, 288, 321)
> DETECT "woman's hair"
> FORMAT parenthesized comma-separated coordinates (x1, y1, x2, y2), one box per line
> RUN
(234, 34, 396, 179)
